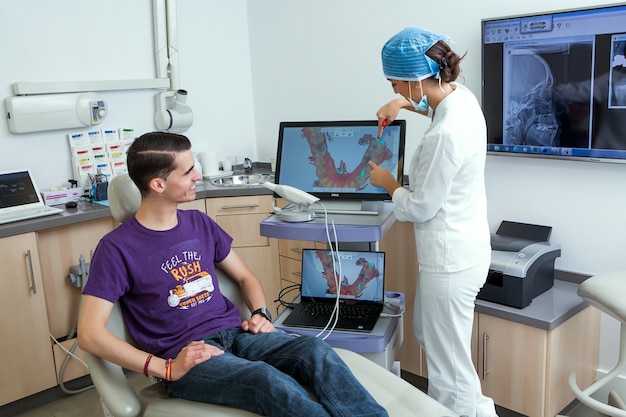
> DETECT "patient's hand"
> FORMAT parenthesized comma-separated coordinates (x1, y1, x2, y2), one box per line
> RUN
(172, 341, 224, 380)
(242, 314, 275, 334)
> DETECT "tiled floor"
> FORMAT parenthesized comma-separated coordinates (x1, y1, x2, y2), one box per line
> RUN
(5, 371, 609, 417)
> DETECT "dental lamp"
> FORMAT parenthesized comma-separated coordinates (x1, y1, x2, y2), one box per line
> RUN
(262, 182, 320, 222)
(155, 89, 193, 133)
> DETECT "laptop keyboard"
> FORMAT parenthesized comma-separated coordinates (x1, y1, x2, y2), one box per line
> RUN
(0, 205, 62, 224)
(300, 303, 376, 320)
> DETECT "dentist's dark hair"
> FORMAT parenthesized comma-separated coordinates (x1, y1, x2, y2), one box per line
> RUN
(426, 40, 465, 83)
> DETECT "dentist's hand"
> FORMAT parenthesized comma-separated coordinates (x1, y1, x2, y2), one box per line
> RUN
(376, 97, 411, 138)
(368, 161, 401, 197)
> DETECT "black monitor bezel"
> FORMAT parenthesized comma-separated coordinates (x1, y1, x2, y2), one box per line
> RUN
(275, 120, 406, 200)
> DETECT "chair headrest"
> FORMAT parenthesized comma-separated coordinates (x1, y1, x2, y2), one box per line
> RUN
(108, 174, 142, 223)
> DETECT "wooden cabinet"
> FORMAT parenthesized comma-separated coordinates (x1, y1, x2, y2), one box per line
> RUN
(37, 217, 116, 384)
(0, 233, 57, 406)
(205, 195, 280, 313)
(475, 307, 599, 417)
(476, 313, 547, 416)
(38, 217, 115, 338)
(379, 221, 424, 376)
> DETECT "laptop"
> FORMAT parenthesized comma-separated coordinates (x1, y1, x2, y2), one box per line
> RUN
(282, 249, 385, 332)
(0, 170, 63, 225)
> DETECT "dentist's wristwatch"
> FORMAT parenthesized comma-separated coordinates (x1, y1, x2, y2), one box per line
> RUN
(251, 307, 272, 322)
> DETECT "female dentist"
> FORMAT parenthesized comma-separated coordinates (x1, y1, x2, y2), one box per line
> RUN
(368, 27, 499, 417)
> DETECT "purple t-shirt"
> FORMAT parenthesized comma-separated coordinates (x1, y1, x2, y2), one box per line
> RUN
(83, 210, 242, 359)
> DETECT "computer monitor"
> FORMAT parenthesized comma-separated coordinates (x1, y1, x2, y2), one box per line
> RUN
(274, 120, 406, 201)
(482, 4, 626, 163)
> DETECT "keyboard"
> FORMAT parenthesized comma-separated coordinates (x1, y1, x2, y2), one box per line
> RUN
(0, 205, 63, 225)
(300, 303, 376, 320)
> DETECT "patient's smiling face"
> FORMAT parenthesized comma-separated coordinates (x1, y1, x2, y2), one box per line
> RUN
(161, 150, 202, 204)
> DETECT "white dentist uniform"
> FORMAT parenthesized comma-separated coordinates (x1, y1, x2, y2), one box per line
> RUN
(391, 83, 498, 417)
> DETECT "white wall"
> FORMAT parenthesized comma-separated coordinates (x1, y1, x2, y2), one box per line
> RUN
(0, 0, 256, 191)
(1, 0, 624, 386)
(246, 0, 626, 381)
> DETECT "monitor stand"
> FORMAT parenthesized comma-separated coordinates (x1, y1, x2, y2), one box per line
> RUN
(313, 200, 383, 216)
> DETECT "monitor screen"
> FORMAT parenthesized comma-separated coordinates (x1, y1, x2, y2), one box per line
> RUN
(482, 4, 626, 163)
(275, 120, 406, 200)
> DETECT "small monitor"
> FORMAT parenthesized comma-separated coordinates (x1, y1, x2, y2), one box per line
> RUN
(275, 120, 406, 201)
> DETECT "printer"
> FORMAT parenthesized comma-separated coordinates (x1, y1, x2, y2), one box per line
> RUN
(477, 221, 561, 309)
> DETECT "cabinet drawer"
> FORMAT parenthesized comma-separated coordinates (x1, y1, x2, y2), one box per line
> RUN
(206, 196, 272, 248)
(278, 239, 319, 260)
(279, 255, 303, 285)
(205, 195, 271, 216)
(214, 212, 269, 248)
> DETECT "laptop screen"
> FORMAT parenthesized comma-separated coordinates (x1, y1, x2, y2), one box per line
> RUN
(0, 171, 42, 209)
(300, 249, 385, 302)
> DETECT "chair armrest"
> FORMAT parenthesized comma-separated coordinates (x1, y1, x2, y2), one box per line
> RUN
(85, 351, 142, 417)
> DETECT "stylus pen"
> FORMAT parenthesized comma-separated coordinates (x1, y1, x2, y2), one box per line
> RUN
(382, 119, 387, 128)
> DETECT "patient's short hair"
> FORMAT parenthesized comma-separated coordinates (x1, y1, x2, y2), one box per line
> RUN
(127, 131, 191, 196)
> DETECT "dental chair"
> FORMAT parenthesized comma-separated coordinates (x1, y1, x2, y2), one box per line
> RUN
(568, 270, 626, 417)
(85, 174, 458, 417)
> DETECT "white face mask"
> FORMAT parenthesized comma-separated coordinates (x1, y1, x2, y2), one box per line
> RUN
(408, 81, 429, 112)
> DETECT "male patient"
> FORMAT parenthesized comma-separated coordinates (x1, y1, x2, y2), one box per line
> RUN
(77, 131, 388, 417)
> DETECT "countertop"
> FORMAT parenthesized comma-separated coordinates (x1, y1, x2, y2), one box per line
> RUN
(0, 174, 273, 239)
(475, 278, 587, 330)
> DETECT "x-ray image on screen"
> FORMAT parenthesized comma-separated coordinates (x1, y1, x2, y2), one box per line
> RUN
(482, 4, 626, 162)
(609, 35, 626, 108)
(503, 40, 594, 149)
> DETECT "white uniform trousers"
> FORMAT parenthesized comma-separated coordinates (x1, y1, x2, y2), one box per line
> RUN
(414, 260, 499, 417)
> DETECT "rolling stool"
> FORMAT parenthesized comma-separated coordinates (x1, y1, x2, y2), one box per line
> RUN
(568, 271, 626, 417)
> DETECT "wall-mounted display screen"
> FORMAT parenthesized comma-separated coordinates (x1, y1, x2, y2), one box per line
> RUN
(482, 4, 626, 162)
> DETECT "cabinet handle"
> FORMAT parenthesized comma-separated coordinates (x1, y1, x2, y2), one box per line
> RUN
(482, 332, 489, 379)
(220, 204, 259, 210)
(25, 250, 37, 294)
(291, 272, 302, 277)
(289, 247, 304, 254)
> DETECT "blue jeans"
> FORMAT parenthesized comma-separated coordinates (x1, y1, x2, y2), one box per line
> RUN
(164, 327, 388, 417)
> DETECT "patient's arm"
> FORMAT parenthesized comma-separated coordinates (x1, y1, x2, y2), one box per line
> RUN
(78, 295, 153, 374)
(78, 294, 223, 381)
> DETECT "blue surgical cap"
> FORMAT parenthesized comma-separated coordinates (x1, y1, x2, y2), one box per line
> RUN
(382, 27, 451, 81)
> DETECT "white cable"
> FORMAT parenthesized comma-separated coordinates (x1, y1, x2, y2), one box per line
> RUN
(310, 202, 342, 340)
(50, 333, 90, 370)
